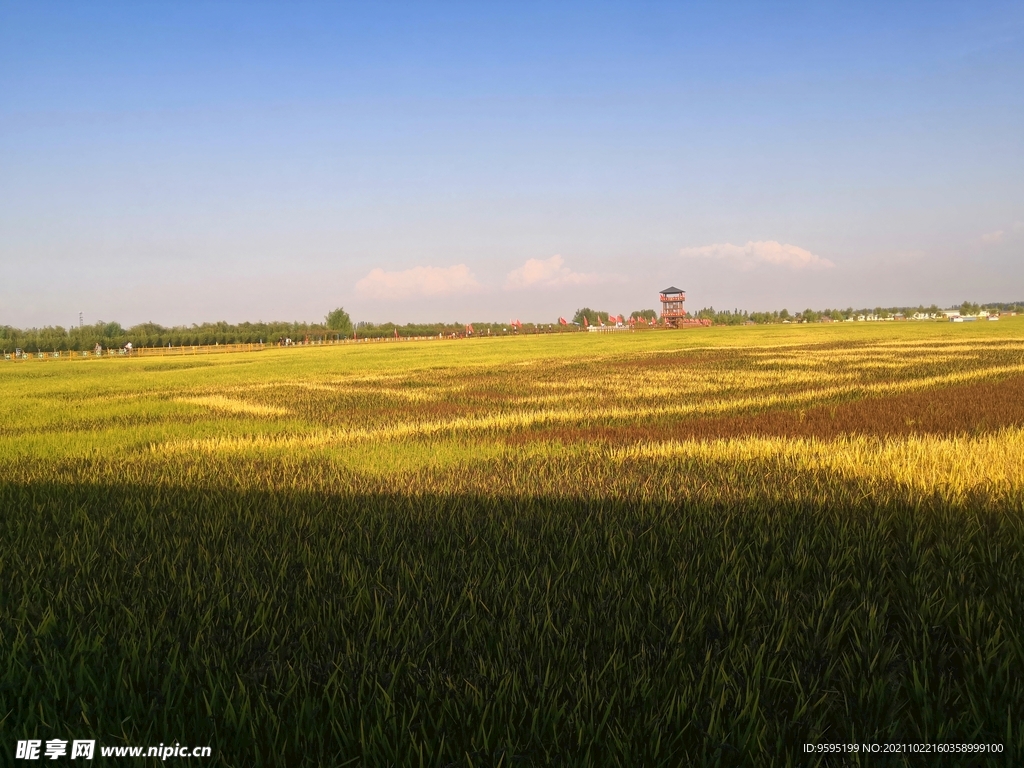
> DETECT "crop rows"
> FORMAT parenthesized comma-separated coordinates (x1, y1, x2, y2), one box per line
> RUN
(1, 322, 1022, 766)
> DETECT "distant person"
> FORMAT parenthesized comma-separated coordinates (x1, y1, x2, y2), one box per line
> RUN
(125, 342, 132, 354)
(94, 343, 102, 355)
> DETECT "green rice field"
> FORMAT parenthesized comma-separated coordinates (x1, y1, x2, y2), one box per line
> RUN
(2, 320, 1024, 766)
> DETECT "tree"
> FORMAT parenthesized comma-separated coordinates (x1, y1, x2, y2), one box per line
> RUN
(630, 309, 658, 321)
(573, 308, 609, 326)
(103, 321, 125, 338)
(325, 307, 353, 334)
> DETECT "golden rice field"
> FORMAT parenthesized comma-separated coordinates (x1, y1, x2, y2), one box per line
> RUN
(2, 319, 1023, 766)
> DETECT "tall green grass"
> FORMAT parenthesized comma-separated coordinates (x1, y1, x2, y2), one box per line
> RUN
(3, 456, 1022, 766)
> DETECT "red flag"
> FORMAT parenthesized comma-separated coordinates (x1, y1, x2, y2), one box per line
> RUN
(558, 317, 568, 325)
(598, 316, 604, 326)
(466, 324, 474, 334)
(583, 316, 589, 327)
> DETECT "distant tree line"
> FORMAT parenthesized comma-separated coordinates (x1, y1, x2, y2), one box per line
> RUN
(0, 317, 579, 352)
(692, 301, 1023, 325)
(573, 308, 658, 325)
(4, 300, 1021, 353)
(0, 320, 339, 353)
(630, 309, 658, 321)
(575, 301, 1024, 327)
(355, 321, 572, 339)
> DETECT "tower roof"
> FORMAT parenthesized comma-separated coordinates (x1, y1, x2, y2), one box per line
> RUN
(660, 286, 685, 295)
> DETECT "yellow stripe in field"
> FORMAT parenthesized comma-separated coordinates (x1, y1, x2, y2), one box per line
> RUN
(176, 396, 290, 417)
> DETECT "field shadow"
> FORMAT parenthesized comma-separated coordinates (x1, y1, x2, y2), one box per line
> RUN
(1, 472, 1022, 767)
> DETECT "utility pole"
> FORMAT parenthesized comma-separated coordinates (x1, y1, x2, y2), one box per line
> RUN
(79, 312, 83, 329)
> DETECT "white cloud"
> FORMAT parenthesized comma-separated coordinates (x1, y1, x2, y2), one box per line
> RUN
(504, 254, 605, 290)
(982, 221, 1024, 244)
(680, 240, 835, 271)
(355, 264, 481, 299)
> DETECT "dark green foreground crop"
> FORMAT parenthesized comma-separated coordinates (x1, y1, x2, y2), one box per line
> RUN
(2, 456, 1022, 767)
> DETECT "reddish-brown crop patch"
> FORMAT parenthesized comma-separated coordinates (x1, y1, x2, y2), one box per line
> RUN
(506, 373, 1024, 445)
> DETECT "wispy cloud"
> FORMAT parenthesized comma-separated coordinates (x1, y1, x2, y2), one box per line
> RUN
(680, 241, 835, 271)
(504, 254, 606, 290)
(355, 264, 481, 299)
(982, 222, 1024, 245)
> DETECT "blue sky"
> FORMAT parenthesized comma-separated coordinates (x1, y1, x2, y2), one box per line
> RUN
(1, 2, 1022, 326)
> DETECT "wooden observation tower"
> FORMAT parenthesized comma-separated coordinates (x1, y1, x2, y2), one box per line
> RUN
(660, 286, 710, 328)
(660, 286, 687, 327)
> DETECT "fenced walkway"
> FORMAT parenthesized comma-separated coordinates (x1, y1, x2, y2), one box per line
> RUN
(1, 333, 500, 363)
